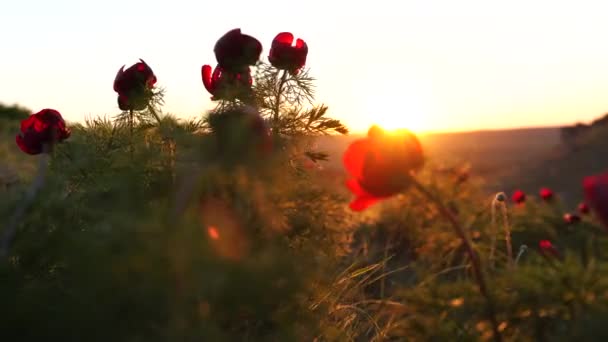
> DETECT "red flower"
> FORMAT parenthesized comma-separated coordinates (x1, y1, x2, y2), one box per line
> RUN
(583, 172, 608, 230)
(214, 28, 262, 72)
(539, 239, 559, 258)
(539, 187, 554, 201)
(563, 213, 581, 224)
(512, 190, 526, 204)
(113, 59, 157, 111)
(343, 125, 424, 211)
(578, 202, 590, 215)
(201, 64, 253, 101)
(539, 240, 552, 250)
(15, 109, 71, 155)
(268, 32, 308, 74)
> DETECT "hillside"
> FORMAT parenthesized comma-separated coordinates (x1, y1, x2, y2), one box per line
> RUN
(499, 117, 608, 207)
(3, 103, 605, 209)
(315, 126, 561, 189)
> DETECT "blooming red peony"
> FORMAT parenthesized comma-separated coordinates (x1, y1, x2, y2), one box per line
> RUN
(512, 190, 526, 204)
(201, 64, 253, 101)
(583, 172, 608, 230)
(113, 59, 157, 111)
(539, 187, 554, 201)
(343, 125, 424, 211)
(16, 109, 71, 155)
(268, 32, 308, 74)
(214, 28, 262, 72)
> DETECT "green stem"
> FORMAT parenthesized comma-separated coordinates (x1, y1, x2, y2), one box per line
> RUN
(129, 109, 134, 155)
(273, 70, 288, 133)
(411, 178, 503, 342)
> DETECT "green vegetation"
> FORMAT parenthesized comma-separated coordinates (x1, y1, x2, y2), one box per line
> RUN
(2, 62, 608, 341)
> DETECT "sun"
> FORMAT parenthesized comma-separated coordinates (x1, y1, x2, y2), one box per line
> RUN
(364, 99, 432, 136)
(359, 80, 434, 135)
(371, 111, 428, 135)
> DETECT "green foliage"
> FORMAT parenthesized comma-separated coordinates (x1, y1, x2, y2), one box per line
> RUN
(0, 103, 36, 186)
(3, 65, 608, 342)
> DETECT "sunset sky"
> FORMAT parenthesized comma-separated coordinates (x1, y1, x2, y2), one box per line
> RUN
(2, 0, 608, 134)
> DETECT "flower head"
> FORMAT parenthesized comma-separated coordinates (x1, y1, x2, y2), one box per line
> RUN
(16, 109, 71, 155)
(539, 239, 560, 258)
(539, 187, 554, 201)
(512, 190, 526, 205)
(583, 172, 608, 230)
(201, 64, 253, 102)
(539, 240, 553, 250)
(268, 32, 308, 74)
(563, 213, 581, 224)
(214, 28, 262, 72)
(113, 59, 157, 111)
(343, 125, 424, 211)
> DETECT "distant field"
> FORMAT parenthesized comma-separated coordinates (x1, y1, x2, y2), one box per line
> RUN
(316, 127, 561, 184)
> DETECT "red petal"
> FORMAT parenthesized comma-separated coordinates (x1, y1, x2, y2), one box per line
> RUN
(113, 65, 125, 92)
(274, 32, 294, 45)
(295, 38, 306, 49)
(539, 240, 551, 249)
(345, 178, 367, 196)
(202, 65, 213, 93)
(349, 196, 381, 211)
(343, 139, 371, 179)
(512, 190, 526, 203)
(16, 134, 41, 155)
(20, 115, 37, 132)
(212, 65, 223, 83)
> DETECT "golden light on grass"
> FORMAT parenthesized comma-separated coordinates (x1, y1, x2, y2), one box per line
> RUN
(449, 297, 464, 307)
(201, 198, 250, 261)
(207, 226, 220, 240)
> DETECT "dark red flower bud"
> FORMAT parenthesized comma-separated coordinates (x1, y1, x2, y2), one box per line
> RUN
(268, 32, 308, 74)
(214, 28, 262, 72)
(512, 190, 526, 204)
(15, 109, 71, 155)
(583, 173, 608, 230)
(343, 125, 424, 211)
(563, 213, 581, 224)
(578, 202, 590, 215)
(539, 187, 554, 201)
(113, 59, 157, 111)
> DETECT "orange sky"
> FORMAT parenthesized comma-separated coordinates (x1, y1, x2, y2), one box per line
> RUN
(1, 0, 608, 134)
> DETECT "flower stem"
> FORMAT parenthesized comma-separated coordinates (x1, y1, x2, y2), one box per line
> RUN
(273, 70, 288, 133)
(129, 109, 134, 155)
(1, 148, 49, 258)
(411, 179, 503, 342)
